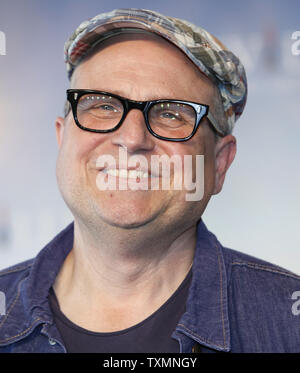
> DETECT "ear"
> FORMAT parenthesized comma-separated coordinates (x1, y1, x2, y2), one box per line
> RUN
(55, 116, 65, 148)
(212, 135, 237, 195)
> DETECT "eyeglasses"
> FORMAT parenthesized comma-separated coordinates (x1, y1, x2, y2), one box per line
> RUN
(66, 89, 222, 142)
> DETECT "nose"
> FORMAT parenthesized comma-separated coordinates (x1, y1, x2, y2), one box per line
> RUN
(111, 109, 156, 153)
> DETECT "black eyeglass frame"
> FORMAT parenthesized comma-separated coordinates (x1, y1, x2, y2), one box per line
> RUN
(66, 89, 222, 142)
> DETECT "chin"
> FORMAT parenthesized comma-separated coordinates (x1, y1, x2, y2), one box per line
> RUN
(95, 197, 163, 229)
(98, 212, 157, 229)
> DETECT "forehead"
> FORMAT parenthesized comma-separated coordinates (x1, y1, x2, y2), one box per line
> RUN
(71, 32, 215, 103)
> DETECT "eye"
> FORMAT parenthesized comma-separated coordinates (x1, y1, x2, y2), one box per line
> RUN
(97, 104, 119, 112)
(78, 94, 122, 113)
(160, 111, 180, 120)
(154, 103, 183, 121)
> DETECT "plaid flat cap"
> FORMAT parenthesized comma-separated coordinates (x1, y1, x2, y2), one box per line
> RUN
(64, 8, 247, 135)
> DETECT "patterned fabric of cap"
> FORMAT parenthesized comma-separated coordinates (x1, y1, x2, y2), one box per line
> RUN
(64, 8, 248, 135)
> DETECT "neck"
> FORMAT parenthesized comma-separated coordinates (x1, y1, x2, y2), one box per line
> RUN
(53, 219, 197, 332)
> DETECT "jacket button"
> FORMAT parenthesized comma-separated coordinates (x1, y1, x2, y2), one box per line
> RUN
(192, 343, 202, 353)
(48, 338, 57, 346)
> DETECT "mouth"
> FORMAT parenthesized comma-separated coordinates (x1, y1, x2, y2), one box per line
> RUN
(100, 168, 152, 179)
(97, 162, 162, 180)
(96, 167, 160, 192)
(95, 163, 182, 194)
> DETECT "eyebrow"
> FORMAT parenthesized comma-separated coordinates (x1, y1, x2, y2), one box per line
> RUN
(84, 88, 178, 102)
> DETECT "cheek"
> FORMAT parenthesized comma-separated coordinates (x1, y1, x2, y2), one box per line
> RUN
(56, 142, 75, 191)
(204, 153, 216, 193)
(61, 121, 102, 164)
(202, 136, 217, 197)
(56, 125, 89, 185)
(56, 122, 114, 197)
(188, 135, 216, 197)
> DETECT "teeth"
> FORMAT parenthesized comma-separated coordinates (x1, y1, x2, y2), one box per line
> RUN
(102, 169, 149, 178)
(119, 169, 128, 178)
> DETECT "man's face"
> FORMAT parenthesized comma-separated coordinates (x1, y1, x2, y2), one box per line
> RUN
(55, 33, 235, 232)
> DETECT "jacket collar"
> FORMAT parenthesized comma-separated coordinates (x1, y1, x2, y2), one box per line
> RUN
(0, 223, 74, 346)
(175, 220, 231, 352)
(0, 220, 230, 351)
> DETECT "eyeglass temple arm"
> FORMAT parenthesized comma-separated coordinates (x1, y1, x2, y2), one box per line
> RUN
(206, 112, 226, 137)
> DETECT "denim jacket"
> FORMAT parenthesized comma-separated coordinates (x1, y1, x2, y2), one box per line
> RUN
(0, 220, 299, 353)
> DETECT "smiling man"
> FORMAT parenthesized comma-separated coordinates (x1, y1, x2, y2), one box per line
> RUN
(0, 9, 299, 353)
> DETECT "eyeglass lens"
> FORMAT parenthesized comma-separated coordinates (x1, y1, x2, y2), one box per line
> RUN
(76, 93, 196, 139)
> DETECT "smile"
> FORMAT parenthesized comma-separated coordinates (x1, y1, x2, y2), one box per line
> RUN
(101, 168, 151, 179)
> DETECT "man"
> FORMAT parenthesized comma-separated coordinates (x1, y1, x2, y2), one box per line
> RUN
(0, 8, 299, 353)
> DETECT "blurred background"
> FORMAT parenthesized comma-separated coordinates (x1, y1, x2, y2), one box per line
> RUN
(0, 0, 299, 273)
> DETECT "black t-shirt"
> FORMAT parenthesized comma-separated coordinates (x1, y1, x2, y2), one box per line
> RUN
(48, 268, 192, 353)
